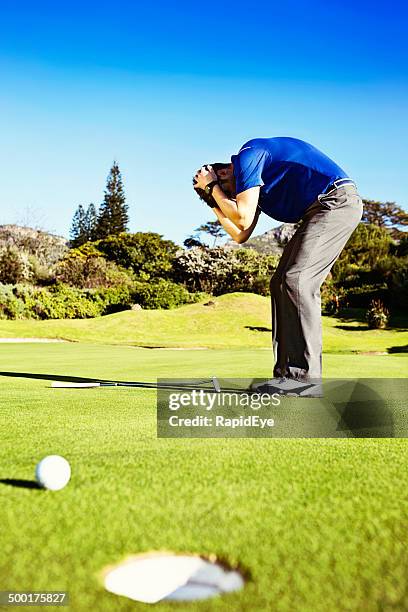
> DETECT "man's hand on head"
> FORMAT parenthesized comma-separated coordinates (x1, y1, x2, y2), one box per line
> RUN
(193, 165, 218, 189)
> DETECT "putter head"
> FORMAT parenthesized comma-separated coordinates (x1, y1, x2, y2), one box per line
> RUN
(211, 377, 221, 393)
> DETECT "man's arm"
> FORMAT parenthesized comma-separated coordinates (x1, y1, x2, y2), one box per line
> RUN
(212, 184, 260, 231)
(194, 164, 260, 230)
(213, 205, 260, 244)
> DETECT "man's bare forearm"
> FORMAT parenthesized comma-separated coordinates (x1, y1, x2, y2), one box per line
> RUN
(212, 184, 260, 230)
(211, 184, 241, 225)
(213, 206, 260, 244)
(193, 163, 259, 230)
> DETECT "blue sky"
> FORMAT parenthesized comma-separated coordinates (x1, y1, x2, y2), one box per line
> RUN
(0, 0, 407, 244)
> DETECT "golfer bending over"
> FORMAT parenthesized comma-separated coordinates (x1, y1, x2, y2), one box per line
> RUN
(193, 137, 363, 394)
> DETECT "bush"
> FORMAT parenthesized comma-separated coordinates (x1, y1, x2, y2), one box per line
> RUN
(130, 279, 205, 309)
(327, 253, 407, 311)
(90, 285, 133, 314)
(387, 261, 408, 310)
(0, 285, 27, 319)
(392, 233, 408, 257)
(0, 246, 32, 284)
(366, 299, 389, 329)
(231, 249, 279, 295)
(56, 245, 134, 288)
(0, 280, 205, 319)
(173, 246, 279, 295)
(332, 223, 394, 282)
(28, 254, 55, 285)
(12, 284, 102, 319)
(321, 279, 348, 314)
(0, 283, 104, 320)
(173, 247, 232, 294)
(325, 224, 407, 315)
(340, 284, 389, 309)
(94, 280, 204, 312)
(96, 232, 178, 280)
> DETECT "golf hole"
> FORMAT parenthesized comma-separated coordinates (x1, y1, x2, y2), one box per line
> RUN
(102, 552, 245, 604)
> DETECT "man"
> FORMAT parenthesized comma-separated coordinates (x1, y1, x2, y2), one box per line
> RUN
(193, 137, 363, 395)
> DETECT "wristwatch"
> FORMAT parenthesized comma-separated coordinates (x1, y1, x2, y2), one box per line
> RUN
(204, 181, 218, 196)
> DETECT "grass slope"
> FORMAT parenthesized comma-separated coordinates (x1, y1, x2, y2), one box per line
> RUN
(0, 293, 407, 354)
(0, 345, 407, 611)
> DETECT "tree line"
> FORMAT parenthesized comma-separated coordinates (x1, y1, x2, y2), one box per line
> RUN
(1, 168, 406, 322)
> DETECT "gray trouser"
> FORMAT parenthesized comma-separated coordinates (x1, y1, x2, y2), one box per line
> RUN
(270, 184, 363, 381)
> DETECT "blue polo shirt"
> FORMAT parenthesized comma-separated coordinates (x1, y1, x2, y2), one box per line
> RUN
(231, 137, 349, 223)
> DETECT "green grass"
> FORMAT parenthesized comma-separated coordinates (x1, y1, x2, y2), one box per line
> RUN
(0, 293, 407, 354)
(0, 297, 407, 610)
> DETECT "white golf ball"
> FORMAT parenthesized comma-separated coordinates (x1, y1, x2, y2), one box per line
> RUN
(35, 455, 71, 491)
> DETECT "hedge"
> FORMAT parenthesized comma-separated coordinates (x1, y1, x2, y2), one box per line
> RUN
(0, 281, 205, 320)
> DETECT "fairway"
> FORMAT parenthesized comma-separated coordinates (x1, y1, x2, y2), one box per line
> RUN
(0, 293, 407, 354)
(1, 297, 407, 610)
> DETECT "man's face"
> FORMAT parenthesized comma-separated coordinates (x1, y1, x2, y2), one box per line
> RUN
(216, 164, 236, 198)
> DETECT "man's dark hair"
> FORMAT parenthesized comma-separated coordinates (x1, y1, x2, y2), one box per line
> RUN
(193, 162, 231, 207)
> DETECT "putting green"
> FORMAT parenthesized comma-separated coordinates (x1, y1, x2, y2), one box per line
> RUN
(0, 341, 407, 610)
(0, 296, 408, 612)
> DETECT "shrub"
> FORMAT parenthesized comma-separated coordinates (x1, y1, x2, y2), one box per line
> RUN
(332, 223, 394, 282)
(90, 281, 204, 314)
(0, 245, 32, 284)
(94, 281, 205, 312)
(28, 254, 55, 285)
(0, 285, 27, 319)
(0, 280, 205, 319)
(56, 246, 134, 288)
(366, 299, 390, 329)
(91, 285, 133, 314)
(130, 279, 205, 309)
(341, 284, 388, 309)
(173, 247, 233, 294)
(11, 283, 102, 319)
(325, 224, 407, 315)
(392, 233, 408, 257)
(321, 279, 348, 314)
(173, 246, 278, 295)
(96, 232, 178, 279)
(387, 262, 408, 310)
(230, 249, 279, 295)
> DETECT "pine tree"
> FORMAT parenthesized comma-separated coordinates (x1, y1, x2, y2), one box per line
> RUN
(85, 203, 98, 241)
(70, 204, 88, 247)
(70, 203, 99, 247)
(95, 161, 129, 238)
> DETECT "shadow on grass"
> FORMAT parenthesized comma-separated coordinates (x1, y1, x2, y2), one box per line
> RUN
(387, 345, 408, 354)
(335, 324, 408, 332)
(245, 326, 272, 332)
(0, 371, 194, 390)
(0, 479, 41, 489)
(333, 380, 395, 438)
(333, 308, 408, 331)
(0, 371, 110, 384)
(335, 324, 369, 331)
